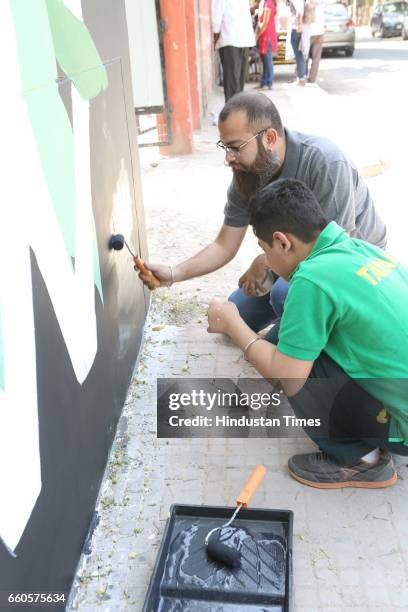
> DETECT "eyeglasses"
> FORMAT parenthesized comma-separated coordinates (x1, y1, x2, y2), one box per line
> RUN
(216, 129, 268, 158)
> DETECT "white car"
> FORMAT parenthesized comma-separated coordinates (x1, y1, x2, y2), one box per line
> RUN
(403, 10, 408, 37)
(323, 2, 356, 56)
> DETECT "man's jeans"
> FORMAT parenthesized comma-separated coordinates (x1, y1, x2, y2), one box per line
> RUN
(228, 277, 289, 332)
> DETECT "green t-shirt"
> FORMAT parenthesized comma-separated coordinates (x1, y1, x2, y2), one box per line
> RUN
(278, 221, 408, 444)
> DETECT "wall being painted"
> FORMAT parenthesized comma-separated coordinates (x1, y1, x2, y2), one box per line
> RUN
(0, 0, 147, 598)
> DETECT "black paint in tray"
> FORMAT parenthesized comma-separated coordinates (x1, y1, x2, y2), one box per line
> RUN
(142, 504, 293, 611)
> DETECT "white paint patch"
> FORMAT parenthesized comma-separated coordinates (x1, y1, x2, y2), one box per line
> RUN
(61, 0, 83, 20)
(0, 0, 42, 555)
(0, 1, 98, 553)
(111, 159, 133, 234)
(111, 159, 138, 355)
(29, 89, 98, 384)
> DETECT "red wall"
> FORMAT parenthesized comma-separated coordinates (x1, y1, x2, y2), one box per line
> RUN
(159, 0, 214, 154)
(197, 0, 214, 117)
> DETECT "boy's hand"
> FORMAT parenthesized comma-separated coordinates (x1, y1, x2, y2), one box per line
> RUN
(207, 299, 240, 335)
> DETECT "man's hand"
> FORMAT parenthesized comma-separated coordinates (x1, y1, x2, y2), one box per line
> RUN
(207, 299, 240, 335)
(138, 262, 172, 290)
(238, 254, 268, 296)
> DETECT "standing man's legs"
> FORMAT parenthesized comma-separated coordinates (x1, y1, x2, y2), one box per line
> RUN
(290, 30, 307, 82)
(219, 46, 248, 101)
(239, 47, 249, 92)
(308, 34, 324, 82)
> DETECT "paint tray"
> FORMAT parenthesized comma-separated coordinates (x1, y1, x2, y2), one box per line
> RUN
(142, 504, 293, 611)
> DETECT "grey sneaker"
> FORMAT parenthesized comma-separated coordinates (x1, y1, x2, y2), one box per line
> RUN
(288, 450, 397, 489)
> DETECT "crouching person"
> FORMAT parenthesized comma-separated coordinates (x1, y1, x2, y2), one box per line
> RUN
(207, 178, 408, 488)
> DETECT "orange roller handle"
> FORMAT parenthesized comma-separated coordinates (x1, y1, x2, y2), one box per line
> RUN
(134, 256, 162, 289)
(236, 464, 267, 507)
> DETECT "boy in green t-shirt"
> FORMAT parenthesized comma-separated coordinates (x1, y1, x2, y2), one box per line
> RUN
(207, 178, 408, 488)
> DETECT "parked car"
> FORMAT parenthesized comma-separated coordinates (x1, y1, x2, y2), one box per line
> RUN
(323, 2, 355, 56)
(370, 1, 408, 37)
(403, 9, 408, 38)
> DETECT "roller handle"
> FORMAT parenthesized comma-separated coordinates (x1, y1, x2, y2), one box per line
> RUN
(134, 256, 162, 289)
(236, 464, 266, 507)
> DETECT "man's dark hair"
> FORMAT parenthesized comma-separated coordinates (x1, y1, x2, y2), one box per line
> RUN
(219, 92, 284, 136)
(249, 179, 328, 244)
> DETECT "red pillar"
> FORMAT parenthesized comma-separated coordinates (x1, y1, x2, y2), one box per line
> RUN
(159, 0, 194, 155)
(185, 0, 202, 130)
(197, 0, 213, 116)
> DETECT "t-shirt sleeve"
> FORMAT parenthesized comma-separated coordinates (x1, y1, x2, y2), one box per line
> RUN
(277, 277, 339, 360)
(223, 183, 250, 227)
(310, 157, 356, 233)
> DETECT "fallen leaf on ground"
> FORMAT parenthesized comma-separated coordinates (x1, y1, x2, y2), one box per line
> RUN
(152, 324, 166, 332)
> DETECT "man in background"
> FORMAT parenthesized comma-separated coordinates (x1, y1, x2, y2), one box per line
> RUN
(212, 0, 256, 100)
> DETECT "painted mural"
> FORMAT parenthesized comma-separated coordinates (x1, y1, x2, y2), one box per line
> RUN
(0, 0, 107, 557)
(0, 0, 146, 593)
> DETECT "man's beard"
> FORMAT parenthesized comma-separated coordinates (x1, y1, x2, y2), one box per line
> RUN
(232, 144, 281, 199)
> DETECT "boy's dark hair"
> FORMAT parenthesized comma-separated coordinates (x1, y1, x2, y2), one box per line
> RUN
(249, 179, 328, 244)
(219, 92, 284, 136)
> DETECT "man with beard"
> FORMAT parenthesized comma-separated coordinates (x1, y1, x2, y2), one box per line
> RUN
(139, 92, 386, 338)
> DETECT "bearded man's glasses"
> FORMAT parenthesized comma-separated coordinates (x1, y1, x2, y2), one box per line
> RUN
(216, 129, 268, 158)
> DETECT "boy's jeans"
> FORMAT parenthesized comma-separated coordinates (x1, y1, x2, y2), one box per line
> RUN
(228, 276, 288, 332)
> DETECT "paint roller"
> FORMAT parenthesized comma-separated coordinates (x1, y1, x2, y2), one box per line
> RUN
(109, 233, 161, 288)
(205, 464, 267, 568)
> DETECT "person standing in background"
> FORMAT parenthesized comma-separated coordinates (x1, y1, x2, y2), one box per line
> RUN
(289, 0, 307, 86)
(254, 0, 278, 90)
(307, 0, 325, 83)
(212, 0, 256, 101)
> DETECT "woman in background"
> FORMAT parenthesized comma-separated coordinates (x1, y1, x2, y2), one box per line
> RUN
(255, 0, 278, 90)
(289, 0, 308, 86)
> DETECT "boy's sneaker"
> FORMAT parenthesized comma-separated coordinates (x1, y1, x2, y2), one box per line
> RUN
(288, 449, 397, 489)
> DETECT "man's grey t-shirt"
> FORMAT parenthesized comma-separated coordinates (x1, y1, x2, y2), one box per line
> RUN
(224, 129, 387, 248)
